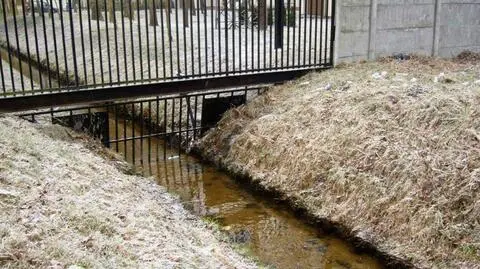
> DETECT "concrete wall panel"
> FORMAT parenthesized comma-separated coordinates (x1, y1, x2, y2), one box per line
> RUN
(377, 4, 435, 29)
(340, 6, 371, 32)
(335, 0, 480, 63)
(375, 28, 434, 55)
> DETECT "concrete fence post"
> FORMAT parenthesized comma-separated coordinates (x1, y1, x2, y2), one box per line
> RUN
(367, 0, 377, 60)
(432, 0, 442, 57)
(333, 0, 341, 65)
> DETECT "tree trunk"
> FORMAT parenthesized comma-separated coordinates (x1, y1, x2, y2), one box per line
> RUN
(90, 0, 104, 20)
(108, 0, 115, 22)
(166, 0, 172, 42)
(180, 0, 188, 27)
(149, 0, 157, 25)
(258, 0, 266, 30)
(123, 0, 134, 20)
(72, 0, 79, 12)
(199, 0, 205, 14)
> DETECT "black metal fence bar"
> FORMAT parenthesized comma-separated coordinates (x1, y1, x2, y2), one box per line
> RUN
(19, 87, 263, 166)
(0, 0, 334, 96)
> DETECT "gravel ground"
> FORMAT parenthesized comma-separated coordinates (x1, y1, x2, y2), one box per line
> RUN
(0, 115, 257, 268)
(0, 8, 331, 93)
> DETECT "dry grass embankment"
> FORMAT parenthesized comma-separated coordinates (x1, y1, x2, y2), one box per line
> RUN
(197, 54, 480, 268)
(0, 116, 256, 268)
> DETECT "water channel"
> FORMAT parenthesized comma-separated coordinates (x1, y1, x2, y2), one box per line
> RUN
(3, 48, 383, 268)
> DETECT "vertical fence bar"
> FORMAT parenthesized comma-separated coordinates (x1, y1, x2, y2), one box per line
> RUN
(0, 53, 5, 94)
(78, 0, 89, 85)
(202, 0, 208, 74)
(232, 0, 236, 73)
(10, 0, 24, 92)
(103, 0, 112, 85)
(182, 0, 188, 77)
(216, 0, 221, 74)
(167, 0, 174, 78)
(145, 0, 151, 81)
(137, 0, 144, 81)
(123, 103, 127, 158)
(163, 98, 167, 159)
(159, 0, 168, 79)
(323, 0, 329, 64)
(1, 0, 16, 93)
(210, 0, 215, 74)
(153, 0, 159, 79)
(286, 0, 291, 68)
(69, 0, 79, 86)
(132, 103, 136, 164)
(249, 0, 253, 69)
(156, 96, 160, 160)
(308, 0, 313, 65)
(129, 0, 136, 82)
(189, 0, 195, 76)
(329, 0, 335, 65)
(115, 104, 119, 151)
(174, 0, 180, 76)
(112, 0, 120, 83)
(86, 0, 97, 85)
(120, 0, 128, 83)
(148, 100, 152, 163)
(302, 0, 307, 65)
(292, 0, 296, 66)
(223, 0, 228, 74)
(40, 0, 52, 89)
(196, 0, 201, 75)
(59, 0, 71, 85)
(140, 101, 144, 164)
(313, 0, 319, 65)
(268, 0, 272, 68)
(20, 0, 33, 92)
(179, 97, 183, 151)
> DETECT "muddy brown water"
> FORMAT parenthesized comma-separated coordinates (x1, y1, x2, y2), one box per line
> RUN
(4, 49, 382, 268)
(109, 117, 382, 269)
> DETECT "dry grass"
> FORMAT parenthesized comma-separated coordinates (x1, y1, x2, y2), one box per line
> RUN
(0, 116, 256, 268)
(198, 54, 480, 268)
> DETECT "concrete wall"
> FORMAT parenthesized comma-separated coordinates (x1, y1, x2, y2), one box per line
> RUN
(334, 0, 480, 63)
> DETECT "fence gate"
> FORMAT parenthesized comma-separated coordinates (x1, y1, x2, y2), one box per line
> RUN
(0, 0, 335, 111)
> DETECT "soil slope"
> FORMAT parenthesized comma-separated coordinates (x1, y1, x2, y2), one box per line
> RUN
(0, 116, 256, 268)
(198, 55, 480, 268)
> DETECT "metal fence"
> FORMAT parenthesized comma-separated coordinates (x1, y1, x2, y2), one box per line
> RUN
(20, 87, 264, 164)
(0, 0, 334, 97)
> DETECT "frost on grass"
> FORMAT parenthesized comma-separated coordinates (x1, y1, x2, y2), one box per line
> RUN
(0, 116, 256, 268)
(198, 55, 480, 268)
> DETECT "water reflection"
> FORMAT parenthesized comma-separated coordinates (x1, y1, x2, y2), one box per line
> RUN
(109, 114, 382, 269)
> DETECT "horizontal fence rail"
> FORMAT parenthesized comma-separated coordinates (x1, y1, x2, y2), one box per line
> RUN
(0, 0, 334, 97)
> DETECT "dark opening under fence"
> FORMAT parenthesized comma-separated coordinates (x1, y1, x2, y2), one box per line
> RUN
(0, 0, 335, 97)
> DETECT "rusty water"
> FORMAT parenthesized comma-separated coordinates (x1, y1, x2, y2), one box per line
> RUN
(109, 116, 383, 269)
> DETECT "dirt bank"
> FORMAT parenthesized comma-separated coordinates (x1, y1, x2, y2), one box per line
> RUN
(0, 116, 256, 268)
(197, 54, 480, 268)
